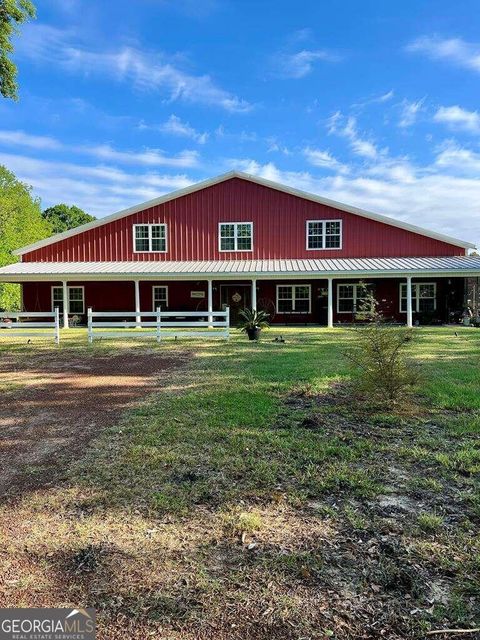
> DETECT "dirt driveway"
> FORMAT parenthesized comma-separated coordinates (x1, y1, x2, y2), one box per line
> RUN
(0, 349, 187, 497)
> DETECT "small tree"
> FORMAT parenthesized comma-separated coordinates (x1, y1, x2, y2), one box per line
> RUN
(345, 284, 418, 402)
(42, 204, 95, 234)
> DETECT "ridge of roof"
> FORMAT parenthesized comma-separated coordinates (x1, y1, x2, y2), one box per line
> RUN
(13, 170, 475, 255)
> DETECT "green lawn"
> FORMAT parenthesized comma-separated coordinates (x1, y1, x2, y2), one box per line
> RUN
(1, 326, 479, 639)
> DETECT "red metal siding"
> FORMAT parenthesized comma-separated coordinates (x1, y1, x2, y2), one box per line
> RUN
(23, 178, 463, 262)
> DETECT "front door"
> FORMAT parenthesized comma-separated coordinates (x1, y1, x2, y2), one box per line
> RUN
(220, 285, 251, 325)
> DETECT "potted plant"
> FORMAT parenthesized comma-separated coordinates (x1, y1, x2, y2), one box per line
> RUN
(239, 308, 269, 340)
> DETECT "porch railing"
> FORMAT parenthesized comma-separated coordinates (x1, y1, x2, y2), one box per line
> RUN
(87, 307, 230, 342)
(0, 308, 60, 344)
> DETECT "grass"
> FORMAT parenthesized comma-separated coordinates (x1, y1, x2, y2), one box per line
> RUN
(0, 326, 479, 639)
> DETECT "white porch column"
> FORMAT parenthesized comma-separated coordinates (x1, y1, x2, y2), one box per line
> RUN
(134, 280, 141, 328)
(406, 276, 413, 328)
(251, 278, 257, 311)
(327, 277, 334, 328)
(62, 280, 68, 329)
(207, 280, 213, 328)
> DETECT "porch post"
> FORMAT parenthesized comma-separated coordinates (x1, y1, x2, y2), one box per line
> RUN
(406, 276, 413, 328)
(327, 277, 334, 328)
(207, 280, 213, 328)
(134, 280, 141, 328)
(251, 278, 257, 311)
(62, 280, 68, 329)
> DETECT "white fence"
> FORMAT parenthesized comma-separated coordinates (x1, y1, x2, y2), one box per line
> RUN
(0, 308, 60, 344)
(87, 307, 230, 342)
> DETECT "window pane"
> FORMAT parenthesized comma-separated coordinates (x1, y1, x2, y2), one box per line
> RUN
(52, 287, 64, 313)
(153, 287, 167, 310)
(308, 221, 323, 249)
(151, 237, 166, 251)
(419, 284, 435, 299)
(278, 299, 293, 312)
(68, 287, 84, 313)
(220, 236, 235, 251)
(135, 225, 150, 251)
(295, 286, 309, 299)
(339, 299, 354, 312)
(151, 225, 165, 239)
(338, 285, 354, 299)
(295, 299, 310, 312)
(236, 223, 251, 237)
(220, 224, 235, 237)
(277, 286, 292, 300)
(237, 235, 252, 250)
(325, 221, 341, 248)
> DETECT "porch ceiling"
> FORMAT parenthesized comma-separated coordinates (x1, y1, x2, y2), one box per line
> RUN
(1, 256, 480, 282)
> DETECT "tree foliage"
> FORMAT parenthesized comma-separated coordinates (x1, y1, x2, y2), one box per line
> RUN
(0, 0, 36, 100)
(42, 203, 95, 234)
(345, 284, 418, 403)
(0, 165, 51, 309)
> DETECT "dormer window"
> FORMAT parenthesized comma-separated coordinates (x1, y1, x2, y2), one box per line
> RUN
(219, 222, 253, 252)
(307, 220, 342, 250)
(133, 223, 167, 253)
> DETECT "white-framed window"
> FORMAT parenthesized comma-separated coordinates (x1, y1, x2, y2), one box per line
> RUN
(51, 286, 85, 314)
(133, 223, 167, 253)
(337, 283, 371, 313)
(219, 222, 253, 251)
(306, 220, 342, 250)
(400, 283, 436, 313)
(152, 286, 168, 311)
(276, 284, 311, 314)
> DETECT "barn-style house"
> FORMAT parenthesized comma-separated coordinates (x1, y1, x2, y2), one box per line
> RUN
(1, 171, 479, 327)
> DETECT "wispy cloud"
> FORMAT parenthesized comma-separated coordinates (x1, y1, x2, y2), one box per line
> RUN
(398, 97, 425, 128)
(0, 130, 62, 150)
(303, 148, 349, 173)
(0, 128, 200, 167)
(0, 150, 195, 216)
(328, 112, 379, 159)
(139, 114, 208, 144)
(433, 105, 480, 134)
(18, 24, 252, 112)
(275, 49, 340, 79)
(406, 35, 480, 73)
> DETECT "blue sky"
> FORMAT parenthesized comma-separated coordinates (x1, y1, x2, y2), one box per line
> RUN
(1, 0, 480, 248)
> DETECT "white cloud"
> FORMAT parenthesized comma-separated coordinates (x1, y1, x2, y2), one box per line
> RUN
(406, 36, 480, 73)
(18, 24, 252, 112)
(149, 114, 209, 144)
(0, 130, 62, 150)
(0, 150, 194, 216)
(433, 105, 480, 134)
(0, 128, 200, 168)
(328, 113, 379, 159)
(434, 140, 480, 173)
(398, 98, 425, 128)
(275, 49, 340, 78)
(81, 144, 199, 168)
(303, 148, 348, 173)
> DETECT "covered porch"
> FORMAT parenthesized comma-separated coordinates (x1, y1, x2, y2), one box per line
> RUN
(1, 256, 480, 329)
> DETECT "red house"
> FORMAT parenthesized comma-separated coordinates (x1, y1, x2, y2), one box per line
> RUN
(1, 171, 479, 327)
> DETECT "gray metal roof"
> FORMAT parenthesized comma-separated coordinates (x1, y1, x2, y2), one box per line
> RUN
(1, 256, 480, 280)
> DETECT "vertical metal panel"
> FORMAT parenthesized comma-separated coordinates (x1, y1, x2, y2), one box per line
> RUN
(23, 178, 463, 262)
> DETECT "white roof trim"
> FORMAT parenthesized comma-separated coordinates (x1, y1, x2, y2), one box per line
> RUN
(13, 170, 475, 255)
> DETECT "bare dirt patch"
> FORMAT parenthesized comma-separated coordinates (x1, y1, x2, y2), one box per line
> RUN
(0, 349, 188, 497)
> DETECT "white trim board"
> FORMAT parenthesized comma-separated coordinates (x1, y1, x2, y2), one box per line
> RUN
(13, 171, 475, 256)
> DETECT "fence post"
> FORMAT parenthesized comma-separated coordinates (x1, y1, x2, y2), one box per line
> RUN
(156, 307, 162, 343)
(225, 306, 230, 340)
(87, 307, 93, 343)
(54, 307, 60, 344)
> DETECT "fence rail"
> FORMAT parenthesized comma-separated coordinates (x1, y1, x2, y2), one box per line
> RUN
(87, 307, 230, 342)
(0, 308, 60, 343)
